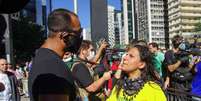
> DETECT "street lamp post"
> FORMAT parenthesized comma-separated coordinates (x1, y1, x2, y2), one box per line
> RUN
(74, 0, 78, 14)
(3, 14, 14, 65)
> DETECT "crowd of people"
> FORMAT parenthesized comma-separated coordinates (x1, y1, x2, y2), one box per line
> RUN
(0, 8, 201, 101)
(0, 58, 31, 101)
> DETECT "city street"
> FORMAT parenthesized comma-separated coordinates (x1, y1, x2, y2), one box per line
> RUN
(0, 0, 201, 101)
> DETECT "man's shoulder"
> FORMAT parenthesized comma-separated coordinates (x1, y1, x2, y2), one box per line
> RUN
(155, 51, 164, 57)
(72, 62, 87, 71)
(5, 71, 15, 77)
(71, 61, 90, 76)
(164, 50, 175, 57)
(32, 53, 65, 68)
(165, 50, 173, 54)
(35, 48, 62, 62)
(157, 51, 164, 55)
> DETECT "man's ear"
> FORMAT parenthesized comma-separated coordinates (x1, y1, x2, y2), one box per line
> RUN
(59, 32, 63, 39)
(59, 32, 65, 39)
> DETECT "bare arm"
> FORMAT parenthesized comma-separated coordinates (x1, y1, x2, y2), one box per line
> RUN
(92, 41, 108, 64)
(168, 61, 181, 72)
(85, 71, 111, 92)
(163, 76, 170, 90)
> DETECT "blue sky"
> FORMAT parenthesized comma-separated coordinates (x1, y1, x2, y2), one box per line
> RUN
(52, 0, 121, 28)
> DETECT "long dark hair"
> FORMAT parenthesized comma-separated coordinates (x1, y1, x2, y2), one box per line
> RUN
(115, 45, 159, 96)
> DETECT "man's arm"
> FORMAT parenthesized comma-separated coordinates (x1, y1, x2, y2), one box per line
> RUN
(72, 63, 111, 93)
(85, 71, 111, 92)
(92, 41, 108, 64)
(163, 76, 170, 90)
(167, 61, 181, 72)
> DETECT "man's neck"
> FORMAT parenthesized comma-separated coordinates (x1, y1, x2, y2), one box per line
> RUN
(41, 39, 64, 58)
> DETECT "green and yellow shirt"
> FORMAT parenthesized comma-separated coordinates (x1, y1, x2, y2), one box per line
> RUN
(107, 81, 166, 101)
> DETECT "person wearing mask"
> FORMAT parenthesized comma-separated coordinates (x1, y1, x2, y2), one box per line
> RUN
(63, 52, 74, 69)
(163, 35, 192, 91)
(28, 8, 83, 101)
(63, 39, 108, 70)
(107, 45, 166, 101)
(71, 40, 111, 101)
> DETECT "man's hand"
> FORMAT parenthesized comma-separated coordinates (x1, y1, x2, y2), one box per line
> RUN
(163, 78, 170, 90)
(100, 40, 109, 49)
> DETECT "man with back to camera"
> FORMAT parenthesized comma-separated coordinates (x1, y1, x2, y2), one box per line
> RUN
(163, 35, 191, 90)
(28, 8, 83, 101)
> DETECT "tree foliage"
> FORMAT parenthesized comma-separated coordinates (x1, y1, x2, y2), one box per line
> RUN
(194, 20, 201, 32)
(12, 18, 46, 63)
(113, 44, 126, 49)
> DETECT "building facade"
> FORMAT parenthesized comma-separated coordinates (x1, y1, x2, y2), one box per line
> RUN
(168, 0, 201, 39)
(121, 0, 135, 44)
(135, 0, 168, 48)
(108, 5, 116, 47)
(91, 0, 108, 48)
(35, 0, 53, 35)
(114, 10, 122, 46)
(83, 28, 91, 41)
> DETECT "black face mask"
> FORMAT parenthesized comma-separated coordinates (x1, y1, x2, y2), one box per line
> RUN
(62, 34, 83, 54)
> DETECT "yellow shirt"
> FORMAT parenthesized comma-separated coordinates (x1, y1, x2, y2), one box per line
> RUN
(107, 81, 167, 101)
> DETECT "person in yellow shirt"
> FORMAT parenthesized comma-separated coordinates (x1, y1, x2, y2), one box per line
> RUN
(107, 44, 167, 101)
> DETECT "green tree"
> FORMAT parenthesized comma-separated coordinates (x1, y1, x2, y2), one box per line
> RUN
(12, 18, 46, 64)
(194, 20, 201, 32)
(113, 44, 126, 49)
(113, 44, 121, 48)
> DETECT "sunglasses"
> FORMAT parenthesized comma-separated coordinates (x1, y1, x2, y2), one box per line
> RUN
(61, 31, 83, 43)
(66, 28, 83, 35)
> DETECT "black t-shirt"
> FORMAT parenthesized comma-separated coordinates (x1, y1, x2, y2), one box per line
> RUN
(164, 50, 189, 77)
(72, 62, 93, 88)
(28, 48, 76, 101)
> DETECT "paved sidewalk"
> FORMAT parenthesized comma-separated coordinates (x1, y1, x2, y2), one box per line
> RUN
(21, 95, 30, 101)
